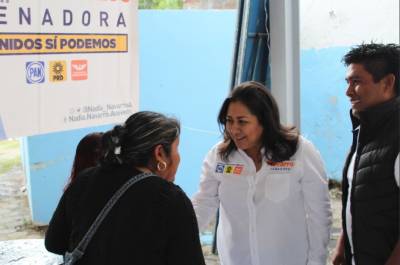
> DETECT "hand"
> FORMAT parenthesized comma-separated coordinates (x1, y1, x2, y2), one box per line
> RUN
(331, 249, 345, 265)
(331, 231, 345, 265)
(385, 240, 400, 265)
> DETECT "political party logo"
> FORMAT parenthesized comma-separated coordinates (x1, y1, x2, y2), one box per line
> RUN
(233, 165, 244, 175)
(216, 163, 225, 173)
(215, 163, 244, 175)
(71, 60, 88, 80)
(267, 160, 295, 172)
(26, 61, 45, 84)
(49, 60, 67, 82)
(224, 165, 234, 174)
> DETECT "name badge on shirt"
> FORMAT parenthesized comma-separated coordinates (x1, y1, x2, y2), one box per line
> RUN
(215, 163, 244, 175)
(267, 160, 295, 172)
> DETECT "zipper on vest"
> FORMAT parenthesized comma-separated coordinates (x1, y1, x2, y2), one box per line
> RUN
(350, 126, 361, 264)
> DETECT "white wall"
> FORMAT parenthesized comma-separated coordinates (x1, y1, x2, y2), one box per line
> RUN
(300, 0, 399, 49)
(299, 0, 399, 180)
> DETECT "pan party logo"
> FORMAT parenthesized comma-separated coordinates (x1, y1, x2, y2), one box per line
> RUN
(26, 61, 45, 84)
(49, 61, 67, 82)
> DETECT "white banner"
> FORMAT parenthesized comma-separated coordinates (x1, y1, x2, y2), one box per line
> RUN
(0, 0, 139, 140)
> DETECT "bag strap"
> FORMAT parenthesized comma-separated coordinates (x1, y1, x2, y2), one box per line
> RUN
(68, 172, 154, 259)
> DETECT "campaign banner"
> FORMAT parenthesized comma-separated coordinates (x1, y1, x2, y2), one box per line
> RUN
(0, 0, 139, 140)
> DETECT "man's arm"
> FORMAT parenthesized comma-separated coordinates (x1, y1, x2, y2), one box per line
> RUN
(386, 155, 400, 265)
(331, 231, 345, 265)
(385, 240, 400, 265)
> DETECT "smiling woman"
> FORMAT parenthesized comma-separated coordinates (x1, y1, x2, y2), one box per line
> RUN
(224, 101, 264, 170)
(192, 81, 332, 265)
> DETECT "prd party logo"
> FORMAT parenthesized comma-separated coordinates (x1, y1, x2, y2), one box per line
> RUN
(71, 60, 88, 80)
(49, 60, 67, 82)
(26, 61, 45, 84)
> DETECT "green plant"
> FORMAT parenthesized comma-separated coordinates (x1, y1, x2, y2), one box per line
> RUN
(0, 139, 22, 174)
(139, 0, 183, 9)
(0, 139, 19, 151)
(0, 156, 21, 174)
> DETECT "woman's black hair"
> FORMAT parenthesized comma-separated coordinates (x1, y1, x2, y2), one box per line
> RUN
(65, 132, 104, 190)
(218, 81, 299, 162)
(102, 111, 180, 167)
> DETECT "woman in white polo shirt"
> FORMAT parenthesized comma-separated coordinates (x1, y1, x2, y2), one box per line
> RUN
(192, 81, 332, 265)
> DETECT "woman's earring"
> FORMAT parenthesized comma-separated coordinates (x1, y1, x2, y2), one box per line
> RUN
(157, 160, 167, 171)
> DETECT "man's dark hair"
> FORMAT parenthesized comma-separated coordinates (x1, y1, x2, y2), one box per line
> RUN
(343, 43, 400, 95)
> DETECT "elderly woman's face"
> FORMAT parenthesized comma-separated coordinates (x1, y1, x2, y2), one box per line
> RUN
(159, 137, 180, 182)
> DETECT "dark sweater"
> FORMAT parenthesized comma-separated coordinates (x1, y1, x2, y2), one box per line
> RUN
(45, 164, 206, 265)
(342, 98, 399, 265)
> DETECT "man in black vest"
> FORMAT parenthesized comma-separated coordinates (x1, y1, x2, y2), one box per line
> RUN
(332, 43, 400, 265)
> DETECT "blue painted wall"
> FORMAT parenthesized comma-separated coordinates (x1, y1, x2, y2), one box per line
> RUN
(22, 125, 112, 223)
(23, 10, 236, 224)
(301, 47, 352, 180)
(138, 11, 235, 197)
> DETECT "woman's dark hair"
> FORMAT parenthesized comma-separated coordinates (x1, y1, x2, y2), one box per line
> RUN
(102, 111, 180, 168)
(218, 81, 299, 162)
(65, 132, 104, 190)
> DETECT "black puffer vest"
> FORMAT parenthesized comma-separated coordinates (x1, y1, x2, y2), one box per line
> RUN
(342, 98, 399, 265)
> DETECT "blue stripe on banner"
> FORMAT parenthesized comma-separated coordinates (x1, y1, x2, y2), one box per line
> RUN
(0, 115, 6, 140)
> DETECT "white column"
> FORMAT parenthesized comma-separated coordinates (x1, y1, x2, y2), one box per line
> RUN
(269, 0, 300, 129)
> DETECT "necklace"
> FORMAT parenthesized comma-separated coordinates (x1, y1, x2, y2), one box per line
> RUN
(135, 166, 153, 174)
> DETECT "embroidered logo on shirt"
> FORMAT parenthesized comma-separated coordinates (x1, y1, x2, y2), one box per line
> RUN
(267, 160, 295, 172)
(233, 165, 244, 175)
(216, 163, 225, 173)
(215, 163, 244, 175)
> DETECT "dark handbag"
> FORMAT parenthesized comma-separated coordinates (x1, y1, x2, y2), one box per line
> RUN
(62, 172, 154, 265)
